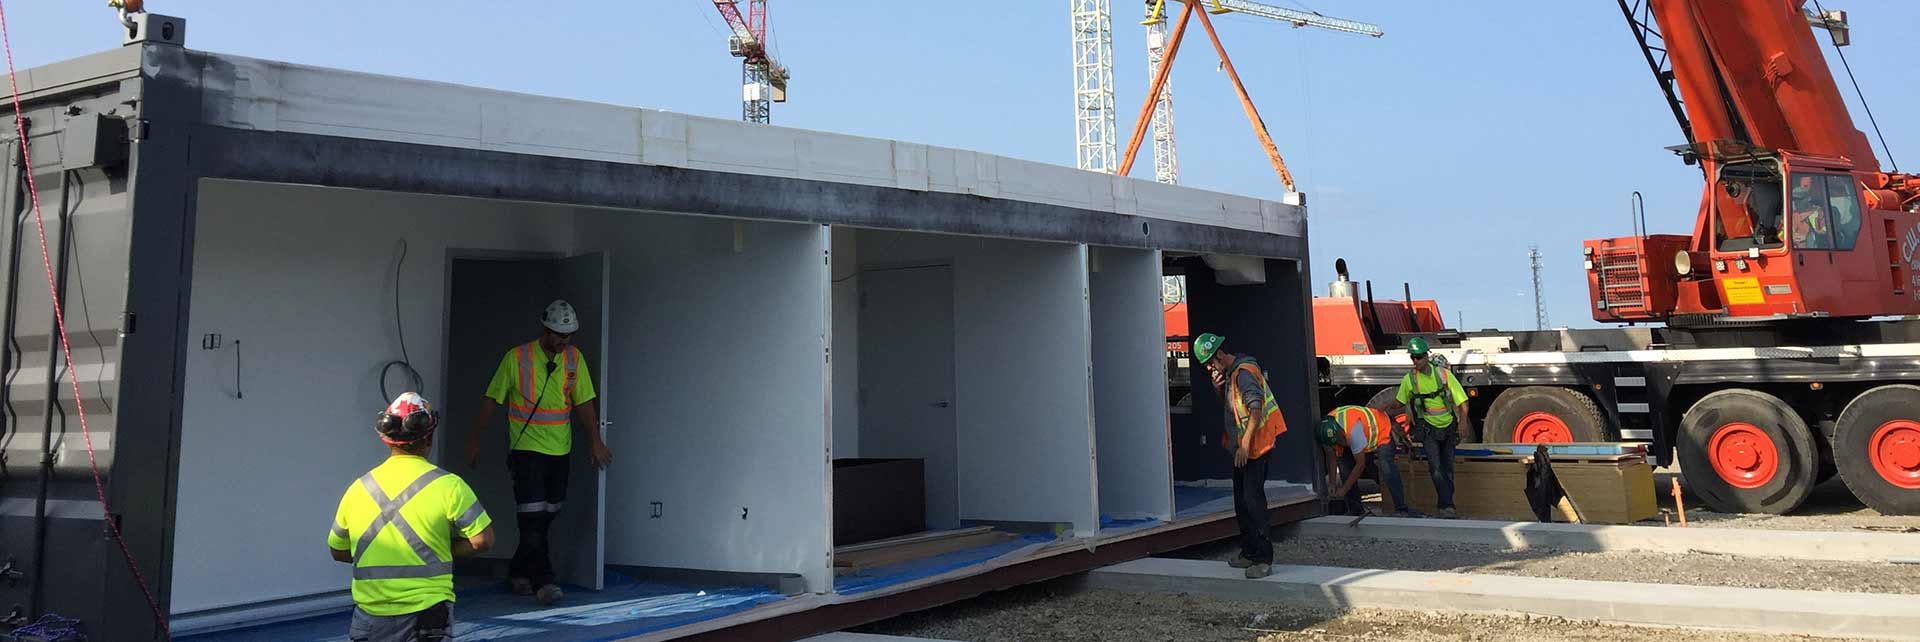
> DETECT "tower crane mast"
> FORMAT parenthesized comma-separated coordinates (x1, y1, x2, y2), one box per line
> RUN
(712, 0, 790, 123)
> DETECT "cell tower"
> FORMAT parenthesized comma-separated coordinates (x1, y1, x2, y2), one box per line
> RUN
(1530, 245, 1549, 330)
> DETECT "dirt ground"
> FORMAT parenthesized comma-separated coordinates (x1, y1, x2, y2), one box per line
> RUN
(1158, 534, 1920, 595)
(854, 580, 1885, 642)
(1644, 470, 1920, 532)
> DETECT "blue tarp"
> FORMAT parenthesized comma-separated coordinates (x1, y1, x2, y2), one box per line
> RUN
(179, 571, 787, 642)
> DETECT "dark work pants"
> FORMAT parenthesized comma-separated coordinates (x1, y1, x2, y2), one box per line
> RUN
(347, 602, 450, 642)
(1341, 441, 1407, 513)
(1420, 427, 1460, 509)
(1231, 451, 1273, 564)
(509, 451, 570, 587)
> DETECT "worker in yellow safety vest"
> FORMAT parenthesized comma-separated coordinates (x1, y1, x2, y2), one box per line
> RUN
(463, 299, 611, 605)
(1193, 332, 1287, 579)
(1379, 337, 1470, 519)
(1317, 405, 1420, 518)
(328, 392, 494, 641)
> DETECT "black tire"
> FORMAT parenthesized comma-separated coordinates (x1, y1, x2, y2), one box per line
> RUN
(1676, 389, 1818, 515)
(1832, 385, 1920, 515)
(1484, 386, 1608, 444)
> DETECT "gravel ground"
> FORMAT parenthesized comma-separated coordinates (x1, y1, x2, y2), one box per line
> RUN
(1160, 534, 1920, 595)
(1644, 471, 1920, 532)
(855, 580, 1884, 642)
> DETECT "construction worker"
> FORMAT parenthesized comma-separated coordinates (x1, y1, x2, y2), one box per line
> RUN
(463, 299, 612, 605)
(1789, 175, 1831, 248)
(328, 392, 494, 641)
(1380, 337, 1470, 519)
(1317, 404, 1419, 518)
(1193, 332, 1287, 579)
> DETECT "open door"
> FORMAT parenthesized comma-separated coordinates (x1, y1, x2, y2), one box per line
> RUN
(441, 252, 608, 591)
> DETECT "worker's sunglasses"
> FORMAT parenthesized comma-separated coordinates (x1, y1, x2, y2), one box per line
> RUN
(1410, 354, 1428, 362)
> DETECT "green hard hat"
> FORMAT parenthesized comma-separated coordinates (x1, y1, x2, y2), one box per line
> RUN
(1315, 417, 1343, 447)
(1193, 332, 1225, 364)
(1408, 337, 1431, 356)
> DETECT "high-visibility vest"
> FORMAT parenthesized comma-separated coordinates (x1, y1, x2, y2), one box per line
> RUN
(508, 341, 580, 431)
(329, 456, 488, 616)
(1330, 405, 1392, 453)
(1225, 361, 1288, 459)
(1403, 365, 1461, 429)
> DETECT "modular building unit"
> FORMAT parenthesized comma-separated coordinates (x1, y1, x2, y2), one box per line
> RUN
(1, 34, 1317, 641)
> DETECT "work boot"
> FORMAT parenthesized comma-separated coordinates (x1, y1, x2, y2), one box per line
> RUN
(1438, 507, 1458, 519)
(1244, 563, 1271, 579)
(535, 583, 565, 606)
(1227, 552, 1253, 569)
(509, 577, 533, 596)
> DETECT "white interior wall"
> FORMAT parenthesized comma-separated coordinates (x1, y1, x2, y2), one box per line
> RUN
(830, 228, 859, 459)
(573, 214, 831, 593)
(175, 181, 576, 614)
(856, 231, 1098, 535)
(1089, 247, 1174, 521)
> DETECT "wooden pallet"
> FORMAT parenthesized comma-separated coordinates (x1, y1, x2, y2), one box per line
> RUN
(1375, 457, 1657, 524)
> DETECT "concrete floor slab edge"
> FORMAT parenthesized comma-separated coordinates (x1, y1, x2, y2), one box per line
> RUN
(1087, 558, 1920, 641)
(1292, 517, 1920, 563)
(804, 633, 965, 642)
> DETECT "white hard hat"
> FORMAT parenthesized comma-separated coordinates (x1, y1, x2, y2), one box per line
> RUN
(542, 299, 579, 334)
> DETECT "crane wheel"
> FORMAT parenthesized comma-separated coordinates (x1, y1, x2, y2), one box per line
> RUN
(1676, 389, 1818, 515)
(1832, 385, 1920, 516)
(1486, 387, 1608, 444)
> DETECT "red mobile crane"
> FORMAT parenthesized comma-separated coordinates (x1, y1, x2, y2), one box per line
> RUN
(1316, 0, 1920, 517)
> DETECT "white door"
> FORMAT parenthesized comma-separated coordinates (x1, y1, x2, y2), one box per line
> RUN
(857, 265, 959, 530)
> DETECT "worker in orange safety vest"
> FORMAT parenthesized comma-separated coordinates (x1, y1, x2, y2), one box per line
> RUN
(1193, 332, 1287, 579)
(463, 299, 611, 606)
(1317, 404, 1420, 518)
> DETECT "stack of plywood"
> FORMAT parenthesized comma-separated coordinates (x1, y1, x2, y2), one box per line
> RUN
(1374, 443, 1657, 524)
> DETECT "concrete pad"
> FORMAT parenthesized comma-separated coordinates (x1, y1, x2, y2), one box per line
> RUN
(1088, 558, 1920, 641)
(1293, 516, 1920, 563)
(805, 634, 962, 642)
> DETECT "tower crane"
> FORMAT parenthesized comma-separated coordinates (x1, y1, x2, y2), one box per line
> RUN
(711, 0, 790, 123)
(1140, 0, 1381, 186)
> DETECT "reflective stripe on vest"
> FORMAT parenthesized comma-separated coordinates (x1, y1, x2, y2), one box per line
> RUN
(1226, 362, 1286, 456)
(351, 468, 454, 581)
(1337, 406, 1388, 450)
(508, 342, 578, 427)
(1411, 367, 1456, 417)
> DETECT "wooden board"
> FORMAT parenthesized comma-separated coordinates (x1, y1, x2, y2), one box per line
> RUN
(833, 526, 993, 555)
(1375, 458, 1657, 524)
(833, 531, 1019, 572)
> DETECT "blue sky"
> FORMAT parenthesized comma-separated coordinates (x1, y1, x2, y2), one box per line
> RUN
(9, 1, 1918, 329)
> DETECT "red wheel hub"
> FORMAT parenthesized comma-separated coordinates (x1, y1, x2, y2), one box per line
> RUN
(1513, 411, 1573, 443)
(1869, 420, 1920, 490)
(1708, 422, 1779, 489)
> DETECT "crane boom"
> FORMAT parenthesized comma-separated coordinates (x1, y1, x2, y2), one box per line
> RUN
(1204, 0, 1382, 38)
(1585, 0, 1920, 324)
(1134, 0, 1381, 189)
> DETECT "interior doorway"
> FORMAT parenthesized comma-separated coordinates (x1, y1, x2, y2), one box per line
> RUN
(439, 251, 609, 591)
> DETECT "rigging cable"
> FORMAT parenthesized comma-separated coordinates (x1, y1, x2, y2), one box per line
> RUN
(1814, 0, 1898, 172)
(0, 0, 170, 637)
